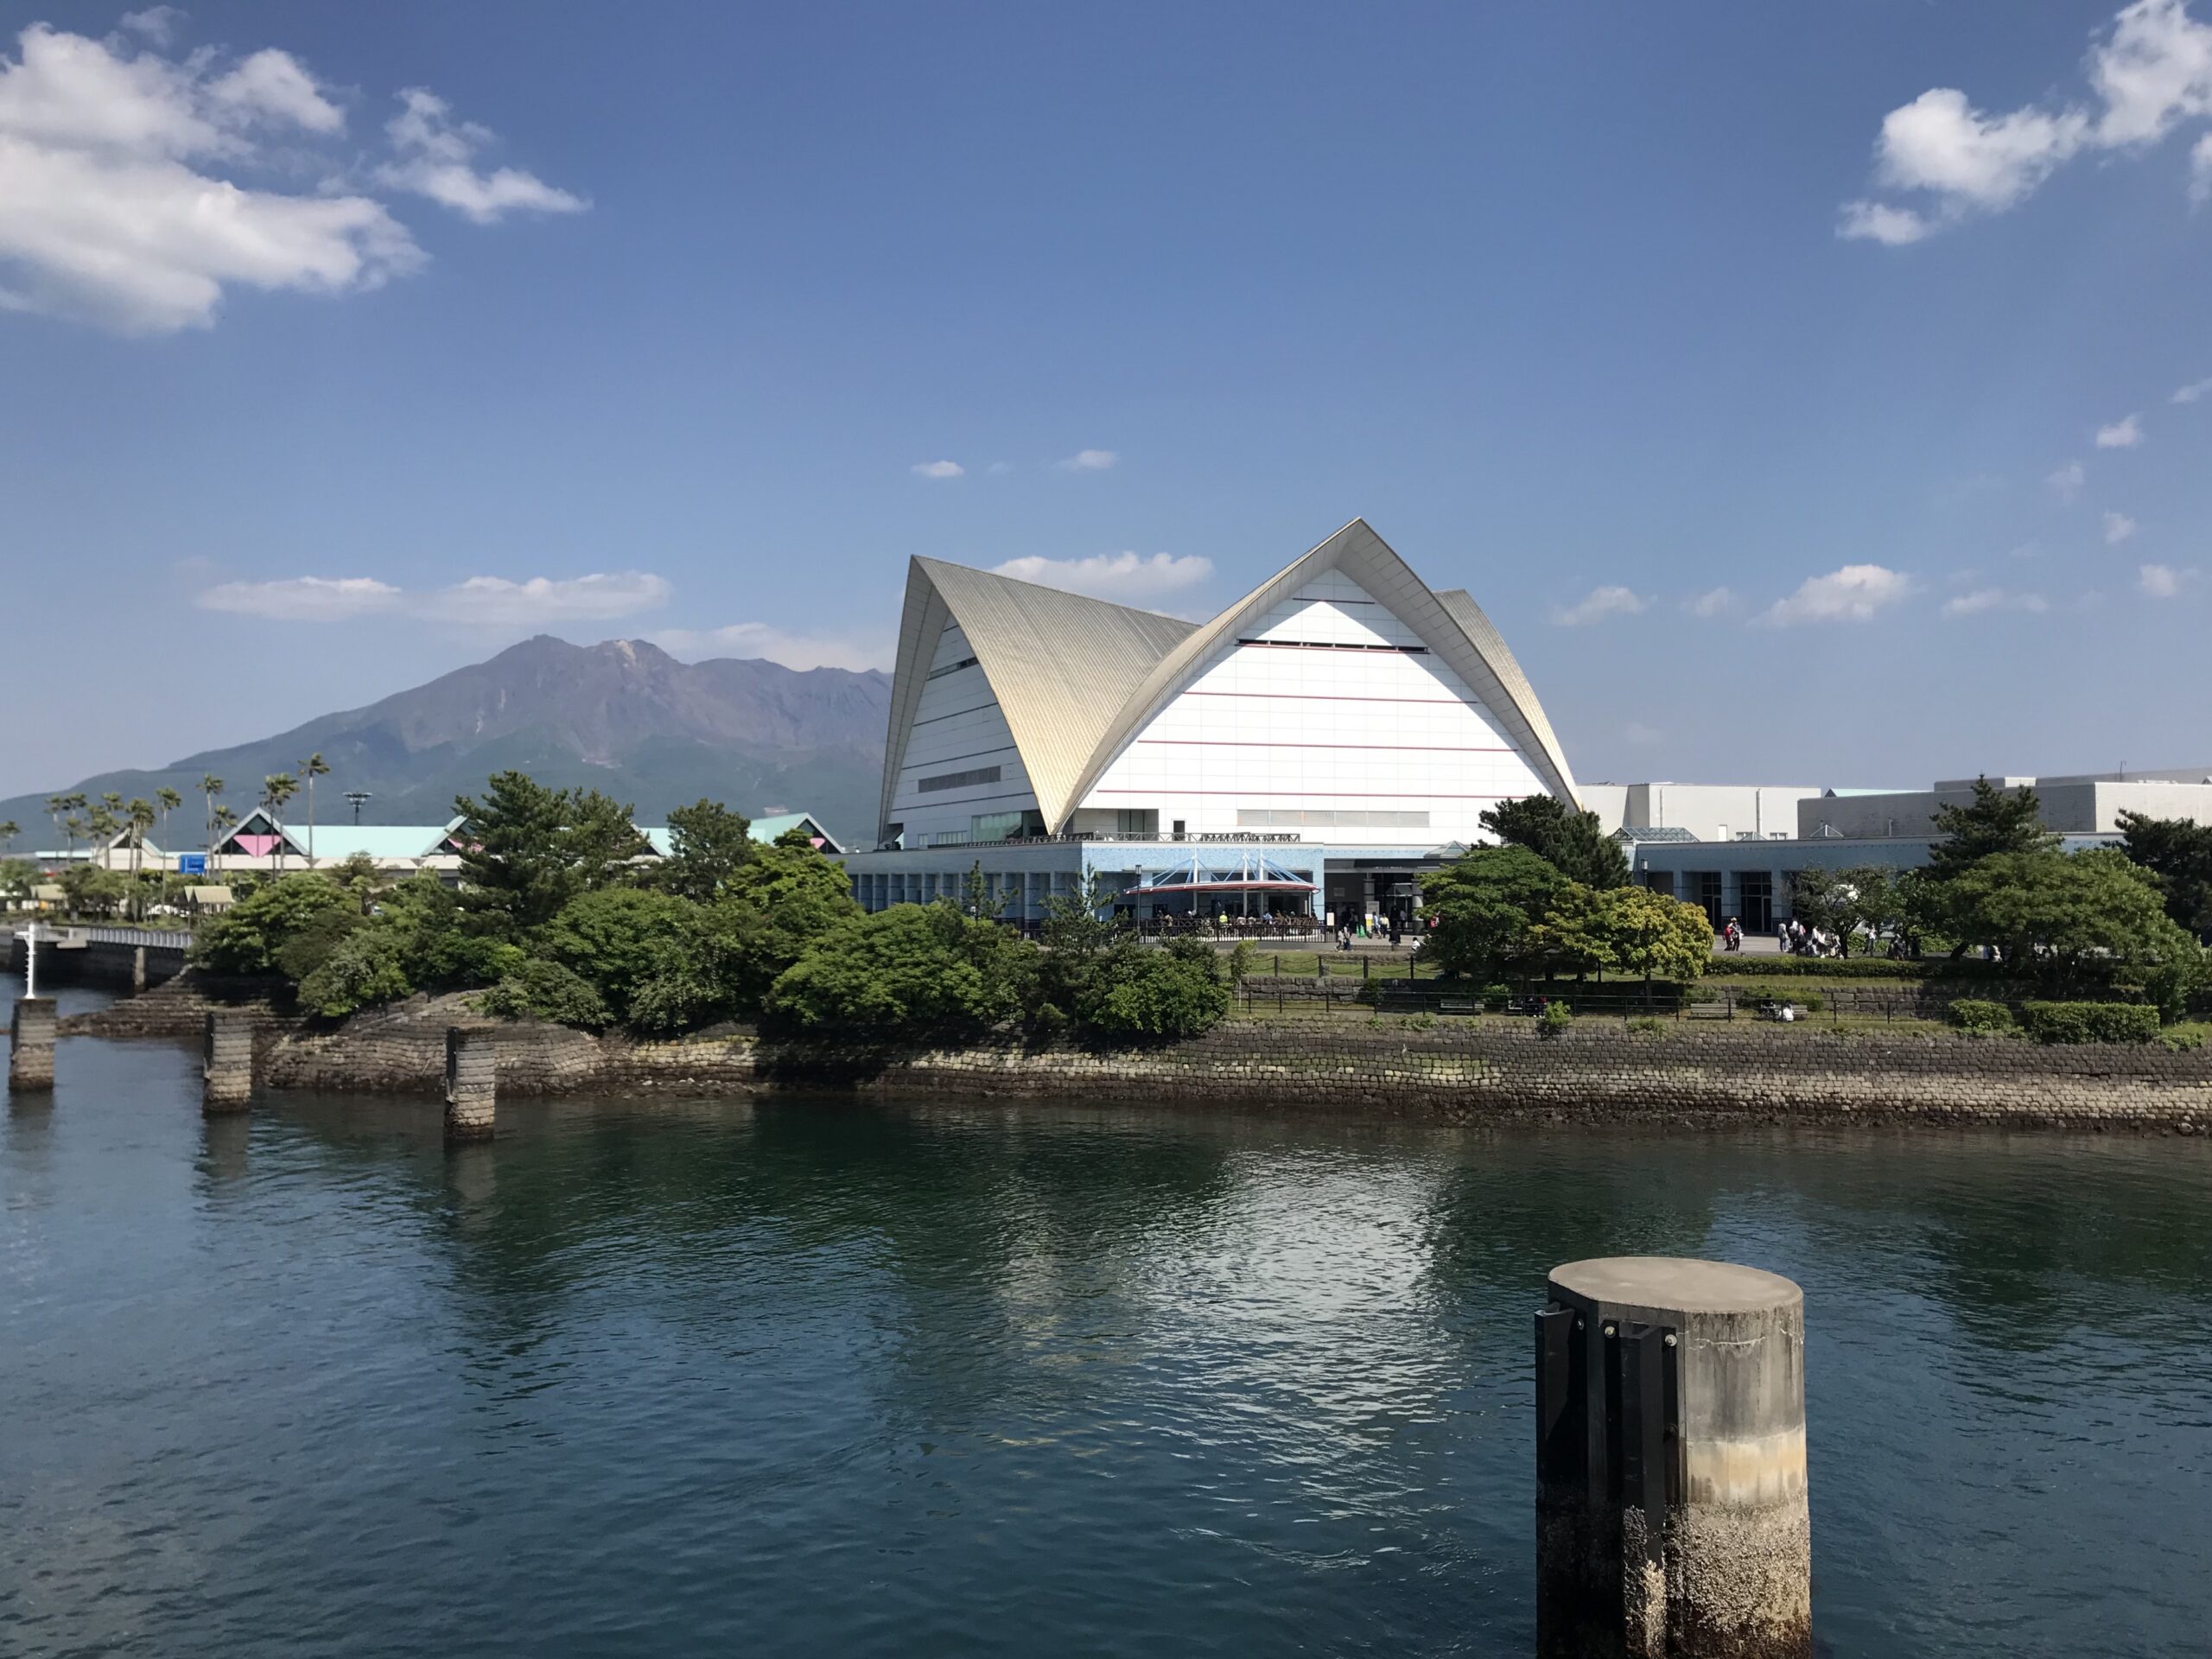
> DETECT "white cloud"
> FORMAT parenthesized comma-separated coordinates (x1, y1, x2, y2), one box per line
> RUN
(195, 575, 405, 620)
(1837, 200, 1933, 245)
(1550, 585, 1649, 626)
(1760, 564, 1915, 626)
(375, 87, 585, 224)
(2105, 510, 2139, 543)
(985, 461, 1013, 475)
(2095, 412, 2145, 447)
(1685, 585, 1738, 617)
(0, 23, 575, 334)
(1842, 0, 2212, 240)
(2046, 460, 2088, 501)
(2173, 372, 2212, 402)
(1055, 448, 1119, 472)
(2139, 562, 2198, 595)
(991, 550, 1212, 603)
(195, 571, 669, 626)
(651, 621, 892, 672)
(2194, 130, 2212, 199)
(1941, 588, 2050, 619)
(911, 459, 963, 479)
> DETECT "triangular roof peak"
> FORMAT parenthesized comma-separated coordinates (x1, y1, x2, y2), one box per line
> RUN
(880, 557, 1199, 836)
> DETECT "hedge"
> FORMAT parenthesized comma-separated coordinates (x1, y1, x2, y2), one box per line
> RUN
(2018, 1001, 2162, 1045)
(1702, 957, 1932, 981)
(1946, 998, 2014, 1034)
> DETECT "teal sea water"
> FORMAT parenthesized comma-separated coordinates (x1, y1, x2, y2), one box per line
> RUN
(4, 978, 2209, 1656)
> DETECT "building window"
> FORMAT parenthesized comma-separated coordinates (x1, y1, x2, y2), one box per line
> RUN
(925, 654, 981, 681)
(918, 764, 1002, 793)
(1690, 871, 1723, 926)
(1735, 872, 1773, 932)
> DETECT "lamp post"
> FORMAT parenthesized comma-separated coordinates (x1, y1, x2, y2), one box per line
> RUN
(345, 791, 373, 826)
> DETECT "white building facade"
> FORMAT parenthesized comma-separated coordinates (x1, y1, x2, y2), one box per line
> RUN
(847, 519, 1581, 926)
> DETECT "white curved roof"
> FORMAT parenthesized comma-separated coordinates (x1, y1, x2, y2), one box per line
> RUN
(878, 520, 1578, 838)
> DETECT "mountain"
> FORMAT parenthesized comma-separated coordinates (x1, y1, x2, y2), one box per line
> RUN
(1, 636, 891, 851)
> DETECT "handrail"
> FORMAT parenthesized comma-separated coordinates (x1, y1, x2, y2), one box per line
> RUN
(10, 924, 193, 950)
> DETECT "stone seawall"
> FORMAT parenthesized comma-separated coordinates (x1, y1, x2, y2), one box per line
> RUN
(231, 1001, 2212, 1133)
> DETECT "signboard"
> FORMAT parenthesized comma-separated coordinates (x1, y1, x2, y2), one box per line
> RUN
(177, 854, 208, 875)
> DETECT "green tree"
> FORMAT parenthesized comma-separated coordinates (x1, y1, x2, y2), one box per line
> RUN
(1946, 849, 2203, 1016)
(298, 753, 330, 862)
(60, 862, 126, 918)
(1531, 883, 1612, 978)
(296, 929, 410, 1019)
(155, 785, 182, 856)
(0, 819, 17, 854)
(1421, 843, 1567, 978)
(2116, 810, 2212, 942)
(1081, 941, 1230, 1039)
(479, 959, 613, 1029)
(125, 798, 155, 920)
(453, 771, 647, 938)
(192, 874, 356, 976)
(766, 901, 1033, 1036)
(1478, 795, 1628, 889)
(649, 798, 755, 902)
(674, 831, 867, 1020)
(957, 860, 1007, 919)
(541, 887, 701, 1025)
(1926, 777, 2056, 881)
(1593, 886, 1713, 985)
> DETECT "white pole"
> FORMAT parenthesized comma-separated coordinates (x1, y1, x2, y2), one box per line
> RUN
(24, 918, 41, 999)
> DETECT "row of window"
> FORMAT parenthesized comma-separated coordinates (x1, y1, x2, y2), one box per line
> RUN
(917, 764, 1002, 793)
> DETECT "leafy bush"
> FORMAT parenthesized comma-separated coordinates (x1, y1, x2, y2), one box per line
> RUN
(766, 903, 1032, 1037)
(1402, 1012, 1435, 1032)
(2018, 1001, 2161, 1045)
(1705, 957, 1930, 980)
(478, 960, 613, 1029)
(297, 930, 411, 1020)
(1536, 1001, 1573, 1037)
(1081, 944, 1230, 1040)
(1227, 940, 1256, 987)
(1628, 1015, 1666, 1036)
(193, 874, 357, 976)
(541, 887, 700, 1024)
(1480, 982, 1512, 1013)
(2160, 1022, 2209, 1052)
(1797, 992, 1825, 1013)
(1947, 998, 2014, 1034)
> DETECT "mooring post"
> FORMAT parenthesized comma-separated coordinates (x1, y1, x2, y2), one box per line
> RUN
(131, 945, 148, 994)
(1535, 1256, 1811, 1659)
(10, 996, 57, 1092)
(444, 1027, 496, 1143)
(202, 1011, 253, 1114)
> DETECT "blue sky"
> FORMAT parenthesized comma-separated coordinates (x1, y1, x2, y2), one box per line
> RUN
(4, 1, 2211, 798)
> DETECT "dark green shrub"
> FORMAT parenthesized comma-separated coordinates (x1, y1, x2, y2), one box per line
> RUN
(1798, 992, 1825, 1013)
(1947, 999, 2014, 1034)
(192, 874, 356, 976)
(1628, 1015, 1666, 1036)
(478, 960, 613, 1029)
(1084, 947, 1230, 1040)
(1536, 1001, 1573, 1037)
(1480, 982, 1511, 1013)
(1705, 957, 1929, 981)
(2018, 1001, 2160, 1045)
(296, 930, 410, 1020)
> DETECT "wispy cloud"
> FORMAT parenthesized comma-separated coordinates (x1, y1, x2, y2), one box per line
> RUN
(1550, 585, 1649, 627)
(1685, 586, 1738, 618)
(2046, 460, 2087, 502)
(910, 460, 964, 480)
(195, 572, 669, 626)
(2173, 373, 2212, 403)
(991, 550, 1211, 603)
(651, 621, 892, 672)
(0, 21, 576, 334)
(2139, 562, 2197, 596)
(2105, 510, 2139, 544)
(1840, 0, 2212, 243)
(1761, 565, 1915, 626)
(2095, 413, 2145, 447)
(1055, 448, 1119, 472)
(374, 88, 587, 225)
(1941, 588, 2050, 619)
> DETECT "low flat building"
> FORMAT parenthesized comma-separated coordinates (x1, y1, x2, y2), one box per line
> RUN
(839, 518, 1582, 927)
(1581, 781, 1834, 845)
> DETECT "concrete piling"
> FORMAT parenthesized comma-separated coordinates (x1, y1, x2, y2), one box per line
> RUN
(1535, 1256, 1811, 1659)
(131, 945, 148, 995)
(202, 1012, 254, 1114)
(444, 1027, 496, 1142)
(10, 997, 57, 1092)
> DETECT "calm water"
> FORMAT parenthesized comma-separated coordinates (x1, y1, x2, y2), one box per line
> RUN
(4, 980, 2210, 1656)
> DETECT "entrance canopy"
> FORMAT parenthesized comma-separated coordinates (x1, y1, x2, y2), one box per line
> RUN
(1127, 853, 1317, 897)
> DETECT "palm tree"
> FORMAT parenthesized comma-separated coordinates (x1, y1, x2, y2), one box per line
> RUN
(262, 774, 299, 874)
(156, 786, 181, 858)
(126, 798, 154, 919)
(212, 804, 238, 871)
(56, 792, 87, 860)
(63, 813, 88, 863)
(0, 820, 16, 854)
(43, 794, 65, 855)
(299, 753, 330, 864)
(200, 774, 225, 858)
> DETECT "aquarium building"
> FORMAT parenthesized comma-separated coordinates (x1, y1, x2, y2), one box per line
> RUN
(839, 518, 1580, 926)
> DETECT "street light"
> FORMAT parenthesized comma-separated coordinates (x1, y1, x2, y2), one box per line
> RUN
(345, 791, 373, 825)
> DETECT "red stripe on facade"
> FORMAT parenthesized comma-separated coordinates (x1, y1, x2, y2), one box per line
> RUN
(1134, 739, 1513, 753)
(1180, 690, 1466, 706)
(1090, 790, 1516, 798)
